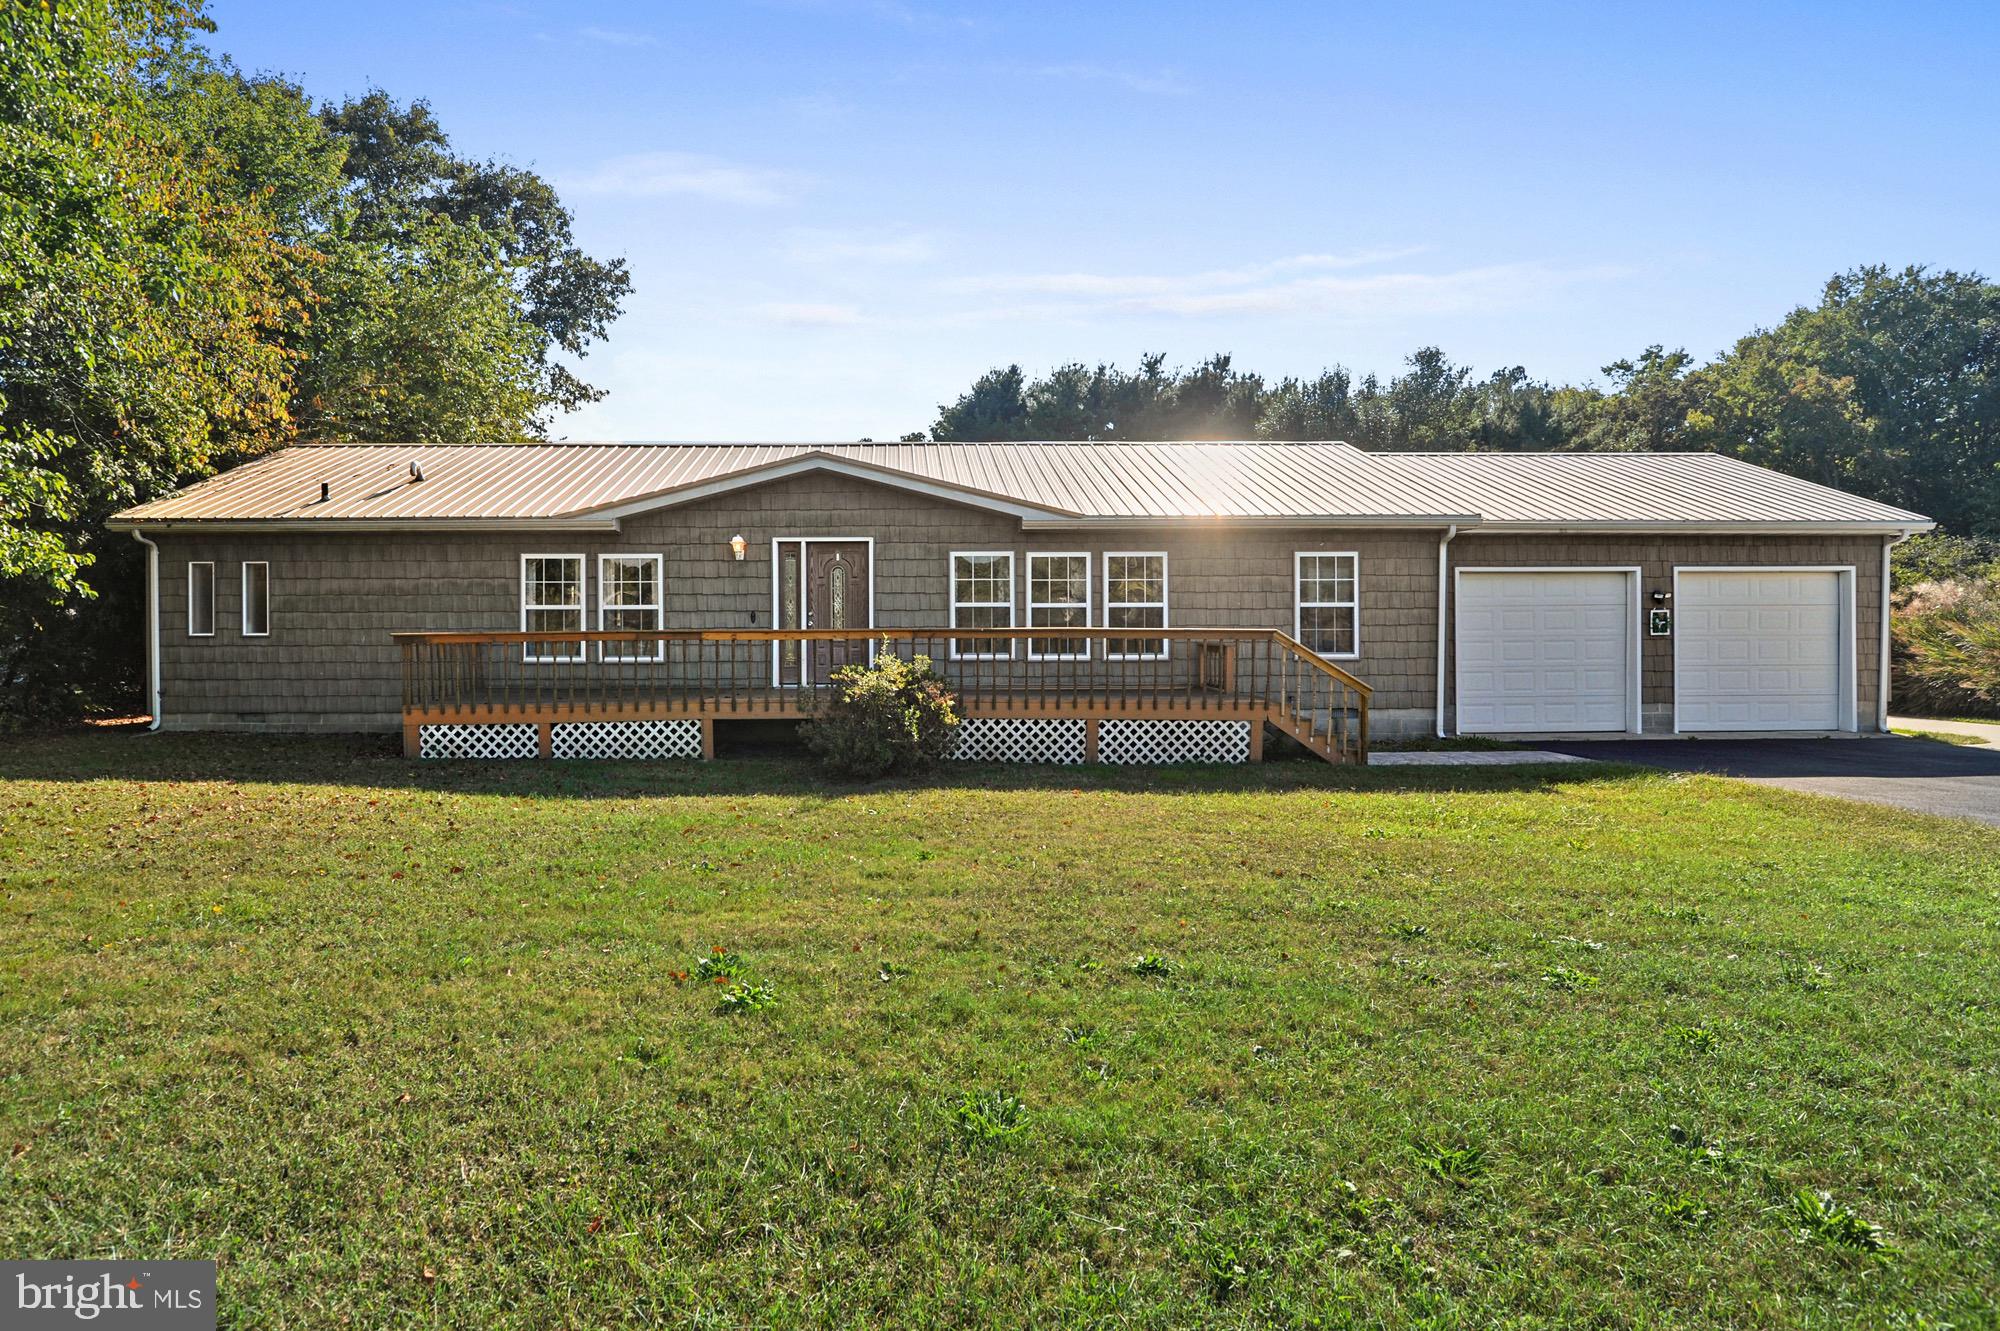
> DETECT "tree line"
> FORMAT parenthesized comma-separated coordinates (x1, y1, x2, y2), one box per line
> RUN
(1, 0, 629, 716)
(923, 265, 2000, 544)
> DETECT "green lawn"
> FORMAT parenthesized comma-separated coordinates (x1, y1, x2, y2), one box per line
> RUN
(2, 733, 1996, 1328)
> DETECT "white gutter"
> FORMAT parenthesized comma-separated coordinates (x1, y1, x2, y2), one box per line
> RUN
(1435, 524, 1459, 737)
(129, 528, 162, 731)
(1878, 529, 1918, 731)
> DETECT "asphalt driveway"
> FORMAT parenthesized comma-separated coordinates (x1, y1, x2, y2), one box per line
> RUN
(1541, 736, 2000, 828)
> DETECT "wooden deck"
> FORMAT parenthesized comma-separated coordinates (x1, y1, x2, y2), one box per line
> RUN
(395, 628, 1370, 764)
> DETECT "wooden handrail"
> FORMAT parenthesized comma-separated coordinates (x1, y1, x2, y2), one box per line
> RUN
(393, 627, 1372, 764)
(1268, 630, 1373, 700)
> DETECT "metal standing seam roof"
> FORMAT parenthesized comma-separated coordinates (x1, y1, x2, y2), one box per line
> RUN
(106, 441, 1933, 530)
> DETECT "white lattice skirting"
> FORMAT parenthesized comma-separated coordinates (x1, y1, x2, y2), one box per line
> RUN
(950, 717, 1088, 764)
(551, 719, 703, 760)
(1097, 719, 1252, 764)
(418, 722, 538, 760)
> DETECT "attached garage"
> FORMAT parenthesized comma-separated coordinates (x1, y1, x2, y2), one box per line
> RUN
(1675, 568, 1854, 732)
(1454, 569, 1638, 734)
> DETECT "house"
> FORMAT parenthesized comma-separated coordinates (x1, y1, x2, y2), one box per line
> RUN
(107, 441, 1932, 763)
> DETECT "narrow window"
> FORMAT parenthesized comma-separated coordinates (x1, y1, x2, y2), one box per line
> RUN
(1104, 552, 1167, 660)
(241, 561, 270, 637)
(598, 554, 663, 661)
(521, 554, 585, 662)
(1028, 552, 1090, 661)
(950, 551, 1014, 660)
(187, 562, 215, 637)
(1295, 552, 1359, 657)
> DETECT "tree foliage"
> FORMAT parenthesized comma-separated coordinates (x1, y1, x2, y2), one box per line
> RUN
(926, 266, 2000, 539)
(0, 0, 628, 719)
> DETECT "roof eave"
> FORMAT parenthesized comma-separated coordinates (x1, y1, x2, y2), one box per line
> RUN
(105, 517, 625, 534)
(1465, 519, 1934, 535)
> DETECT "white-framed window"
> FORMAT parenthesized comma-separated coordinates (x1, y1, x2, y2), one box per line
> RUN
(1104, 551, 1168, 661)
(241, 561, 270, 637)
(949, 551, 1014, 660)
(187, 562, 215, 637)
(1028, 552, 1091, 661)
(1295, 552, 1359, 658)
(598, 554, 664, 661)
(521, 553, 586, 662)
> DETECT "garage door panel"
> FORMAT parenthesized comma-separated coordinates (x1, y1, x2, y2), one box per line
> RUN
(1457, 571, 1633, 734)
(1677, 570, 1845, 732)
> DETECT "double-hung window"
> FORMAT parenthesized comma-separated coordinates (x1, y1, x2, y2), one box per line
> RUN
(950, 552, 1014, 660)
(1104, 552, 1167, 660)
(187, 562, 216, 637)
(1295, 552, 1359, 658)
(521, 554, 586, 662)
(1028, 552, 1091, 661)
(598, 554, 664, 660)
(241, 562, 270, 637)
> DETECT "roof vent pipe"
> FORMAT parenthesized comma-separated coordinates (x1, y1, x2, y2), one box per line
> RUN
(320, 481, 329, 503)
(410, 460, 424, 482)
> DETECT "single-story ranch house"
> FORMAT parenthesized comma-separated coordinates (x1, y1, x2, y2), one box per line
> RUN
(109, 441, 1931, 764)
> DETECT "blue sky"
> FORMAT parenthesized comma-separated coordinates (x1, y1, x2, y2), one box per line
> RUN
(207, 1, 2000, 441)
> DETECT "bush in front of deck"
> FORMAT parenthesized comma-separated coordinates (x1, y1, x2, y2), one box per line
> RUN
(802, 645, 960, 778)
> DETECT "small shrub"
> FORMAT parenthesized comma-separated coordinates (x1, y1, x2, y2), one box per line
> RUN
(952, 1090, 1029, 1145)
(717, 981, 778, 1014)
(694, 948, 748, 982)
(1542, 965, 1600, 993)
(1413, 1140, 1486, 1186)
(1793, 1190, 1886, 1251)
(800, 645, 960, 779)
(1668, 1024, 1720, 1054)
(1128, 954, 1172, 977)
(1655, 1192, 1715, 1230)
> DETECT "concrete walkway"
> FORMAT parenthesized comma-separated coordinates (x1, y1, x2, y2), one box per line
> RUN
(1368, 749, 1590, 766)
(1888, 715, 1999, 745)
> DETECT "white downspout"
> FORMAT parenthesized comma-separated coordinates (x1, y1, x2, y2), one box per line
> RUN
(129, 528, 162, 731)
(1878, 529, 1916, 733)
(1435, 524, 1459, 738)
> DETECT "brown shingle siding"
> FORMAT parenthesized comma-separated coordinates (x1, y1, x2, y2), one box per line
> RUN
(149, 473, 1894, 737)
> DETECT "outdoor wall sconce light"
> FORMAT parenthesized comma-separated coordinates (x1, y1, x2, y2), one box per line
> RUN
(730, 534, 748, 561)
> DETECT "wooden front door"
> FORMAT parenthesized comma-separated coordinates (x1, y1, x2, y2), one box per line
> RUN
(775, 540, 871, 685)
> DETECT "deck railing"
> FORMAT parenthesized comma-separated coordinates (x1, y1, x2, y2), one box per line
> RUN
(393, 628, 1370, 763)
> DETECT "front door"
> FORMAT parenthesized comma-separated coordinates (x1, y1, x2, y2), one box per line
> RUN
(775, 539, 871, 685)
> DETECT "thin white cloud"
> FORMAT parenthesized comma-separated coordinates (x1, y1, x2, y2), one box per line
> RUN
(1029, 62, 1191, 96)
(563, 152, 797, 205)
(752, 301, 865, 327)
(940, 250, 1429, 299)
(782, 227, 940, 264)
(577, 25, 659, 47)
(936, 252, 1627, 322)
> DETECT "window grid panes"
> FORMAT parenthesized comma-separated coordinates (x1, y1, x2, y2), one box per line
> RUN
(599, 554, 663, 660)
(241, 562, 270, 637)
(950, 552, 1013, 659)
(1028, 553, 1090, 661)
(1296, 553, 1358, 657)
(1104, 553, 1167, 660)
(187, 562, 215, 637)
(523, 555, 585, 661)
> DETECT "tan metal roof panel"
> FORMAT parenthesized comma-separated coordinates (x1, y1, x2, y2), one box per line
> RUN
(108, 441, 1930, 529)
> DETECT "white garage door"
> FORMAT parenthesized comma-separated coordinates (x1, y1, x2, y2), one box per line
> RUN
(1677, 570, 1845, 731)
(1456, 571, 1633, 733)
